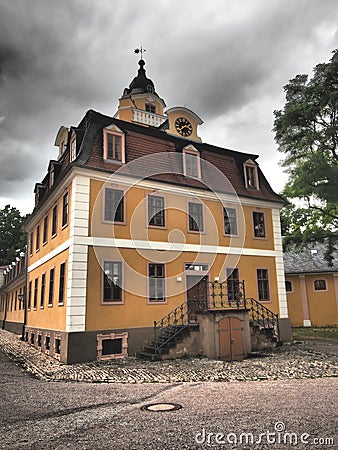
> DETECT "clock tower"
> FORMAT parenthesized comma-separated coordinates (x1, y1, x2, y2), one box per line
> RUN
(165, 106, 203, 142)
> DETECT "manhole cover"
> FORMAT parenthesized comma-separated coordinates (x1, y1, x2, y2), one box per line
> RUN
(141, 403, 182, 412)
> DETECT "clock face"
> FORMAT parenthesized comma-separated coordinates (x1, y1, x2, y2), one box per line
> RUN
(175, 117, 193, 137)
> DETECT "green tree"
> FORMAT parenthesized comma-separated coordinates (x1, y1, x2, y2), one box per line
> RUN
(0, 205, 27, 266)
(274, 49, 338, 264)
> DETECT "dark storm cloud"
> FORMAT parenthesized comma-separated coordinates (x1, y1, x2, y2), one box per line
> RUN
(0, 0, 337, 212)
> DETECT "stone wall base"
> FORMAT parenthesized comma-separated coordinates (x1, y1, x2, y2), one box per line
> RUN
(23, 326, 154, 364)
(278, 318, 293, 342)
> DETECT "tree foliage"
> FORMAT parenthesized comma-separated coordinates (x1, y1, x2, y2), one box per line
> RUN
(0, 205, 27, 266)
(274, 49, 338, 263)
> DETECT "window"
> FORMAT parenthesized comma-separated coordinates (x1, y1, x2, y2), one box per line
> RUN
(43, 215, 48, 244)
(35, 225, 40, 252)
(28, 281, 32, 310)
(188, 202, 204, 232)
(145, 103, 156, 114)
(257, 269, 270, 301)
(97, 332, 128, 360)
(253, 212, 266, 238)
(62, 192, 69, 227)
(55, 338, 61, 355)
(104, 188, 124, 222)
(58, 262, 66, 304)
(70, 137, 76, 161)
(184, 151, 201, 178)
(49, 167, 54, 188)
(40, 273, 46, 308)
(103, 261, 123, 303)
(223, 207, 238, 235)
(148, 263, 165, 302)
(45, 335, 50, 352)
(226, 268, 240, 302)
(29, 232, 34, 256)
(52, 205, 58, 236)
(314, 279, 327, 291)
(148, 195, 165, 227)
(48, 268, 55, 306)
(104, 130, 124, 163)
(285, 280, 293, 292)
(33, 277, 38, 309)
(244, 162, 258, 189)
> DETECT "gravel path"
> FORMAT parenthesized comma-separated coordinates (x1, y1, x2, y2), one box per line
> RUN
(0, 329, 337, 384)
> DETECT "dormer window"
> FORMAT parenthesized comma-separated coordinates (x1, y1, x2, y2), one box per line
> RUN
(70, 137, 76, 161)
(244, 160, 259, 189)
(49, 166, 55, 188)
(103, 129, 125, 163)
(145, 103, 156, 114)
(183, 146, 201, 178)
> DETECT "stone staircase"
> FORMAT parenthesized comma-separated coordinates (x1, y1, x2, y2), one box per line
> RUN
(137, 281, 280, 361)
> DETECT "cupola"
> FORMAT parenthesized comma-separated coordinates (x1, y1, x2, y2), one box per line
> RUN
(115, 58, 166, 127)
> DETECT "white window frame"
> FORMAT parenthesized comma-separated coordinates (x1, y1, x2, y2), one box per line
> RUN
(102, 261, 124, 304)
(103, 129, 125, 163)
(183, 146, 201, 179)
(244, 160, 259, 189)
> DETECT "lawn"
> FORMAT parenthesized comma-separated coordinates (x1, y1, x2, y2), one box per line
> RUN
(292, 327, 338, 340)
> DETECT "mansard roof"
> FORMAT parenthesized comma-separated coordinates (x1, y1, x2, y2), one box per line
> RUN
(73, 109, 285, 204)
(28, 108, 285, 221)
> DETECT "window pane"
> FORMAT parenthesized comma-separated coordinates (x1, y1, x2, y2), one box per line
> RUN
(185, 153, 199, 178)
(285, 281, 292, 292)
(314, 279, 326, 291)
(106, 133, 122, 162)
(148, 264, 165, 302)
(49, 268, 54, 306)
(59, 262, 66, 304)
(224, 207, 238, 235)
(104, 189, 124, 222)
(62, 193, 68, 227)
(246, 165, 257, 188)
(148, 195, 165, 226)
(188, 203, 203, 231)
(253, 212, 265, 238)
(257, 269, 269, 300)
(103, 261, 122, 302)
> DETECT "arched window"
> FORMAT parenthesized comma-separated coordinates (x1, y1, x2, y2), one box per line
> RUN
(314, 279, 327, 291)
(285, 280, 293, 292)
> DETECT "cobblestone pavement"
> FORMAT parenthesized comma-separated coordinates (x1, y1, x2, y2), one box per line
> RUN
(0, 329, 337, 384)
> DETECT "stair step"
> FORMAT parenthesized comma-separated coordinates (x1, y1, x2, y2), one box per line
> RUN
(136, 351, 162, 361)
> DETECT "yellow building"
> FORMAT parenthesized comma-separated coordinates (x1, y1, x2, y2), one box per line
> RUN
(284, 245, 338, 327)
(0, 251, 26, 335)
(19, 57, 291, 363)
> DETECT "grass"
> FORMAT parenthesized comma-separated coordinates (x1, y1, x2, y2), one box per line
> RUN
(292, 327, 338, 340)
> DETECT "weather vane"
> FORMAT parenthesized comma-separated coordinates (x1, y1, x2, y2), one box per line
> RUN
(134, 46, 146, 59)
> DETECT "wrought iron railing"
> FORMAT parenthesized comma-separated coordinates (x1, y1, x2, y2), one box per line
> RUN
(154, 301, 189, 354)
(207, 280, 246, 309)
(246, 297, 280, 341)
(153, 280, 280, 355)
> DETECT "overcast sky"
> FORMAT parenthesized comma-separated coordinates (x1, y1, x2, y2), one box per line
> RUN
(0, 0, 337, 214)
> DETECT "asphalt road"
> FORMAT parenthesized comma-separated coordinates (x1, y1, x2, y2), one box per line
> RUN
(0, 349, 337, 450)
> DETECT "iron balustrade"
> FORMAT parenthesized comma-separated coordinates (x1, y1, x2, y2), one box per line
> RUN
(153, 280, 280, 355)
(246, 297, 280, 341)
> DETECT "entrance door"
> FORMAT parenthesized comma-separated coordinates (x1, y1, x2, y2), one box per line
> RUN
(186, 276, 207, 323)
(218, 317, 243, 361)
